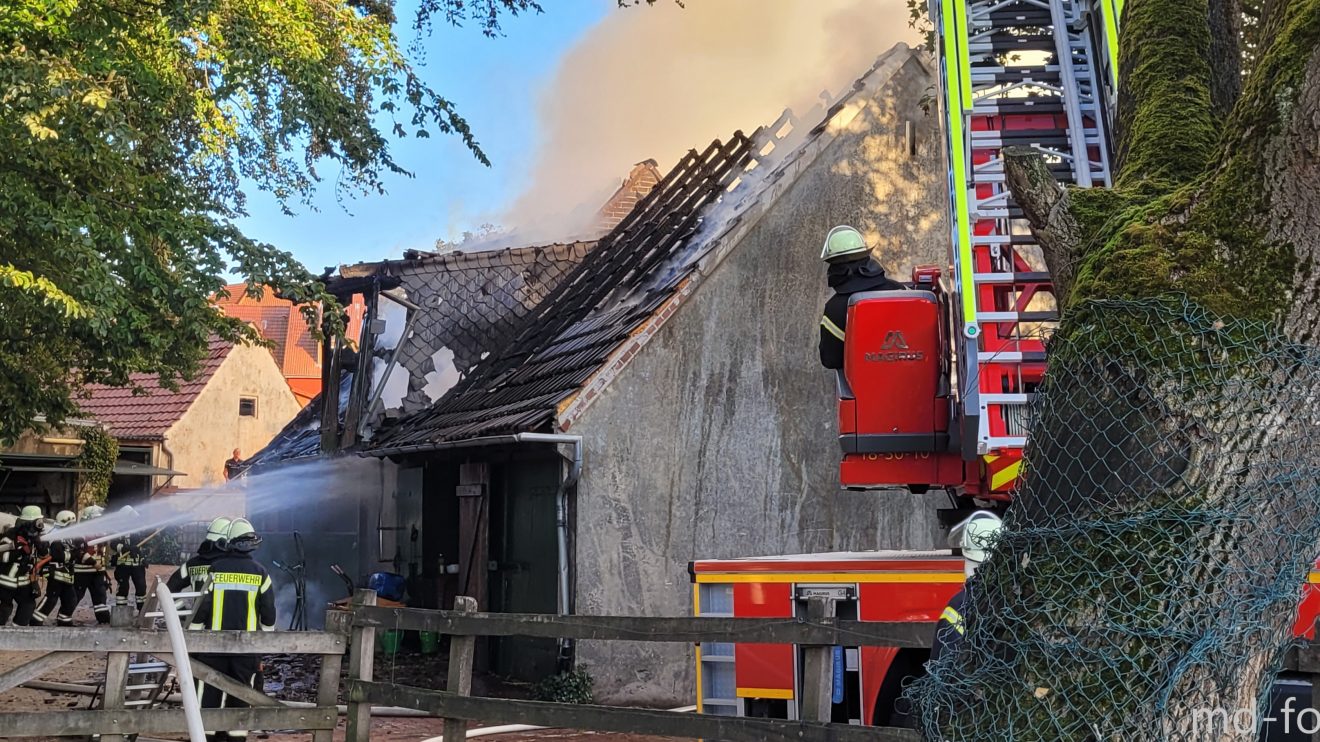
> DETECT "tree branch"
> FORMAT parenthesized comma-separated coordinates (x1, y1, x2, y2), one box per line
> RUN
(1115, 0, 1218, 187)
(1207, 0, 1243, 113)
(1002, 146, 1083, 308)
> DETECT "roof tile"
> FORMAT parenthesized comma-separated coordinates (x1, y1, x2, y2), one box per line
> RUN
(77, 338, 233, 440)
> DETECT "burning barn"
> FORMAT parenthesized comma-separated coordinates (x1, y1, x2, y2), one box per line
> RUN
(248, 44, 946, 703)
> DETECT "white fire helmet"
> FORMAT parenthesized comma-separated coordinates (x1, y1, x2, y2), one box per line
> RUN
(17, 505, 43, 523)
(54, 510, 77, 527)
(948, 510, 1004, 578)
(205, 517, 233, 543)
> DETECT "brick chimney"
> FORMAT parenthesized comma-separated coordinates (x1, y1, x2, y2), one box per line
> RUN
(596, 159, 663, 233)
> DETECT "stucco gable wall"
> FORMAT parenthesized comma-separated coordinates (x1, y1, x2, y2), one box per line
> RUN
(569, 53, 949, 705)
(166, 342, 304, 490)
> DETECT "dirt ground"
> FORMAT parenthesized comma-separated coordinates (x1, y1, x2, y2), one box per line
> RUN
(0, 567, 672, 742)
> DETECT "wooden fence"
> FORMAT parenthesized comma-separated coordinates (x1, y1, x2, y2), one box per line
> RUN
(343, 589, 925, 742)
(0, 603, 348, 740)
(7, 588, 1320, 741)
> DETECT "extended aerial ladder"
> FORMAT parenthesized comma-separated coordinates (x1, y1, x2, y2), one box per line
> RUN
(837, 0, 1124, 502)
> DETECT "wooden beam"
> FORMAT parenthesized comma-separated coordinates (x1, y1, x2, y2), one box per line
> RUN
(443, 596, 477, 742)
(313, 651, 344, 742)
(347, 680, 921, 742)
(0, 707, 337, 736)
(316, 607, 350, 742)
(346, 589, 377, 742)
(0, 652, 86, 694)
(100, 606, 135, 742)
(799, 596, 835, 723)
(0, 628, 346, 655)
(158, 657, 280, 709)
(456, 464, 490, 614)
(352, 606, 935, 648)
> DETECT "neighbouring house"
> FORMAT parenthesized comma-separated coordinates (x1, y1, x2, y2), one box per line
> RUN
(250, 44, 947, 701)
(214, 284, 367, 404)
(0, 419, 100, 515)
(77, 337, 303, 509)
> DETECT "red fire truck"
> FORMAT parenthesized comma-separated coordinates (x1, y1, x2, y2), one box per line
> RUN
(692, 0, 1320, 736)
(838, 0, 1119, 506)
(692, 553, 1320, 726)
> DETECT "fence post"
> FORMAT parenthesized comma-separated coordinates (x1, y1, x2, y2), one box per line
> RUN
(443, 596, 478, 742)
(345, 589, 377, 742)
(313, 609, 351, 742)
(800, 596, 836, 723)
(100, 604, 136, 742)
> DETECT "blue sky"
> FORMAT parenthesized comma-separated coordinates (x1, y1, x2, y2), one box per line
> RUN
(234, 2, 611, 274)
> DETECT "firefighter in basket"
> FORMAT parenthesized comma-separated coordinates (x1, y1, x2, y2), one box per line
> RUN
(818, 225, 905, 370)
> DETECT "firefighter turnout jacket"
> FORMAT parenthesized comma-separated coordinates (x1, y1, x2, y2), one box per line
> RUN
(111, 537, 145, 567)
(819, 257, 905, 369)
(72, 540, 108, 576)
(165, 542, 221, 595)
(929, 588, 966, 663)
(0, 527, 38, 589)
(43, 541, 77, 585)
(189, 552, 276, 631)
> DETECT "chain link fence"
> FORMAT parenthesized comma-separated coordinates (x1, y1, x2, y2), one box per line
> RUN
(907, 298, 1320, 740)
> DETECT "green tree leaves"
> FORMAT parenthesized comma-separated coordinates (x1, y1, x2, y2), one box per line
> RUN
(0, 0, 528, 444)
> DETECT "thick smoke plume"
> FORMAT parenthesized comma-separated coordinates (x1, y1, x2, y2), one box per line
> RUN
(497, 0, 917, 246)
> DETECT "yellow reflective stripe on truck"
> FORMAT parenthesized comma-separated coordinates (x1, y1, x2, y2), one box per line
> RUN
(941, 0, 977, 334)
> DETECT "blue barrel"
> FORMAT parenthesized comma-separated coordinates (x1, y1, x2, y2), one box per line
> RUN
(367, 572, 407, 602)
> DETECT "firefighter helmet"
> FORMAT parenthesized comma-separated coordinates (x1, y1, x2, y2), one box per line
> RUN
(17, 505, 43, 523)
(949, 510, 1003, 575)
(222, 518, 261, 553)
(820, 225, 870, 263)
(205, 517, 232, 543)
(79, 505, 105, 521)
(54, 510, 77, 527)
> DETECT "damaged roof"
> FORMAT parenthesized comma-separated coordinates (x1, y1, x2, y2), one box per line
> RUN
(369, 132, 762, 451)
(78, 338, 233, 440)
(368, 242, 596, 416)
(247, 242, 595, 467)
(369, 46, 922, 453)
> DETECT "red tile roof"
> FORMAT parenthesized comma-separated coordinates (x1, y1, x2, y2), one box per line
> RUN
(77, 338, 234, 440)
(214, 284, 366, 400)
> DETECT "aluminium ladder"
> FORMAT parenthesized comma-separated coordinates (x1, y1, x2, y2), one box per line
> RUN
(931, 0, 1122, 497)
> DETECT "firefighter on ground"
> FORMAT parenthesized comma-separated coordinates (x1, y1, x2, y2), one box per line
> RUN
(189, 518, 276, 742)
(110, 506, 148, 612)
(165, 516, 232, 597)
(818, 225, 906, 369)
(0, 506, 45, 625)
(930, 511, 1004, 663)
(33, 510, 79, 626)
(72, 505, 112, 625)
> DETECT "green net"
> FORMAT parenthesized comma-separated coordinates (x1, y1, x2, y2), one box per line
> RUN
(905, 297, 1320, 740)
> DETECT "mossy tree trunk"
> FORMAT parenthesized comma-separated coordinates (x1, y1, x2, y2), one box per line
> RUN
(915, 1, 1320, 740)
